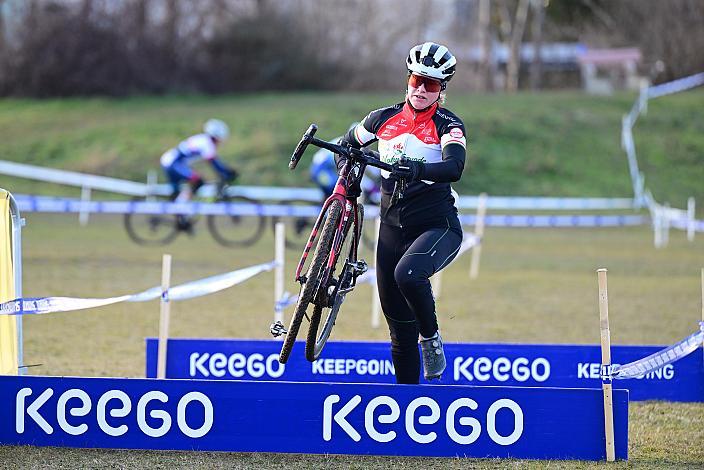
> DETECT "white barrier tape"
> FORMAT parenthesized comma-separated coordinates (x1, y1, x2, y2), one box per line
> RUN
(458, 232, 481, 257)
(609, 324, 704, 380)
(274, 291, 298, 312)
(0, 261, 277, 316)
(356, 267, 376, 286)
(647, 72, 704, 99)
(669, 218, 704, 233)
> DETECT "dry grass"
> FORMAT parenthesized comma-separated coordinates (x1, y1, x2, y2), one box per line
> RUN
(1, 212, 702, 468)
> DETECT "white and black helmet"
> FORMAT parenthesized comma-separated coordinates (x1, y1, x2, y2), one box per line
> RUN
(406, 42, 457, 85)
(203, 119, 230, 141)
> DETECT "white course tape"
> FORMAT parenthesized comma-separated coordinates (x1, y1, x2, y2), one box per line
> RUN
(274, 291, 298, 312)
(609, 323, 704, 380)
(458, 232, 481, 257)
(0, 261, 277, 316)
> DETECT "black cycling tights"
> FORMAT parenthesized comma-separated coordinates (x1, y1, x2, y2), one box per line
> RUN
(376, 217, 463, 384)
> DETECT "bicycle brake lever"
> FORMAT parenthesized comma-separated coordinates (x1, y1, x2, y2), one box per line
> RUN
(390, 179, 406, 205)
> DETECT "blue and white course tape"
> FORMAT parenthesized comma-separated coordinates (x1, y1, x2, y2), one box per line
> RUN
(0, 261, 276, 316)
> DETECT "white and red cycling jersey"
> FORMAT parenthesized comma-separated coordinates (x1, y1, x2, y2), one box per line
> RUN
(341, 101, 467, 227)
(160, 133, 218, 167)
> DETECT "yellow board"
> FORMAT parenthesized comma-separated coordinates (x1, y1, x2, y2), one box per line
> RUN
(0, 189, 18, 375)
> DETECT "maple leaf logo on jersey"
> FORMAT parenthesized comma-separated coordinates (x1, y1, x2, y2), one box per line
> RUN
(392, 142, 406, 158)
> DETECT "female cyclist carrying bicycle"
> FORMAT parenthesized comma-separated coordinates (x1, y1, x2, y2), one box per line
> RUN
(336, 42, 467, 384)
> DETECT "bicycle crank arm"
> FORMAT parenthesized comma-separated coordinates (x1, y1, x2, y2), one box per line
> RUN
(270, 320, 288, 338)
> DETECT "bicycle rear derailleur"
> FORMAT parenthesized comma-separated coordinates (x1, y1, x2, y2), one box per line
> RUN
(270, 320, 288, 338)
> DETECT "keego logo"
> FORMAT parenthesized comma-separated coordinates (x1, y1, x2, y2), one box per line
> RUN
(454, 356, 551, 383)
(190, 352, 285, 378)
(323, 395, 523, 446)
(16, 387, 213, 438)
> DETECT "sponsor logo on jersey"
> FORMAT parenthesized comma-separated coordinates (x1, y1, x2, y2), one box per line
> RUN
(449, 127, 464, 139)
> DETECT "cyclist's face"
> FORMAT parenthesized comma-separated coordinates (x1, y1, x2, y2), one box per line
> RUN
(407, 74, 441, 110)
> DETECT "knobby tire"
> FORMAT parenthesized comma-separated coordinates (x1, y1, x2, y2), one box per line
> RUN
(206, 195, 267, 247)
(305, 204, 363, 362)
(123, 197, 179, 246)
(278, 200, 343, 364)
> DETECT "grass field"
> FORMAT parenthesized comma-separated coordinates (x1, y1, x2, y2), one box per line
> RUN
(1, 90, 703, 210)
(0, 212, 702, 468)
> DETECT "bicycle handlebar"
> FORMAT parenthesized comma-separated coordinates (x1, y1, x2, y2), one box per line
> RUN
(288, 123, 394, 173)
(289, 123, 407, 203)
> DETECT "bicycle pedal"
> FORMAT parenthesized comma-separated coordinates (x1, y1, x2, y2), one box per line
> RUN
(350, 259, 368, 275)
(270, 320, 288, 337)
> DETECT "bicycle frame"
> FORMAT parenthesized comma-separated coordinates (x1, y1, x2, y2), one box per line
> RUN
(294, 158, 364, 292)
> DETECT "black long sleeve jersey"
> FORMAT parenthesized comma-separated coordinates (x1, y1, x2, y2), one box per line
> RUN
(340, 101, 467, 227)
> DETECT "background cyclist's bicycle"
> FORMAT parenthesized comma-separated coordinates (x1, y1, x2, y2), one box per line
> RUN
(123, 181, 266, 247)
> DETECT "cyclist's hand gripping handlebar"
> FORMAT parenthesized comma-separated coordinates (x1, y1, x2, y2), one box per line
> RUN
(289, 124, 318, 170)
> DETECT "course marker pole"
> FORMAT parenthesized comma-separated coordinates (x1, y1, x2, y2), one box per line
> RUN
(597, 268, 616, 462)
(79, 186, 91, 226)
(687, 198, 695, 242)
(274, 222, 285, 325)
(469, 192, 487, 279)
(157, 254, 172, 379)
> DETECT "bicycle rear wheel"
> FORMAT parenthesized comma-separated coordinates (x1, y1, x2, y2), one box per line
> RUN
(279, 199, 343, 364)
(123, 197, 179, 245)
(305, 204, 363, 362)
(207, 195, 267, 247)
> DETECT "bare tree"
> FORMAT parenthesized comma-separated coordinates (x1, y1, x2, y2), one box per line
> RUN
(529, 0, 544, 90)
(79, 0, 93, 22)
(0, 0, 5, 52)
(506, 0, 529, 92)
(477, 0, 493, 91)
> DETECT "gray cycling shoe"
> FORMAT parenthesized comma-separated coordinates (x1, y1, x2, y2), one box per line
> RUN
(420, 332, 446, 380)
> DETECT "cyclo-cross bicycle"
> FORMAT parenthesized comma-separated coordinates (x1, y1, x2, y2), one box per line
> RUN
(271, 124, 401, 363)
(123, 180, 266, 247)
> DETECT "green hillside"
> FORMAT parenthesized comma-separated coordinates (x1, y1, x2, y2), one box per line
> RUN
(0, 91, 702, 209)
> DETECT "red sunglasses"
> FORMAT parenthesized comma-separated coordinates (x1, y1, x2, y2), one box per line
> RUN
(408, 74, 443, 92)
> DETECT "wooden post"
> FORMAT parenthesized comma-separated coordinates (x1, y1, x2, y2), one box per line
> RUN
(469, 192, 488, 280)
(274, 222, 285, 325)
(371, 216, 382, 329)
(597, 268, 616, 462)
(79, 186, 91, 226)
(157, 254, 172, 379)
(687, 197, 695, 242)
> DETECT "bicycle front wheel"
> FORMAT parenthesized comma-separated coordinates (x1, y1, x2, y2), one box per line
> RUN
(279, 199, 343, 364)
(207, 196, 267, 247)
(123, 197, 179, 246)
(305, 204, 363, 362)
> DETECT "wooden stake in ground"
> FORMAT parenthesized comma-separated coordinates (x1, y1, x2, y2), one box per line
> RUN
(469, 192, 488, 280)
(274, 222, 285, 325)
(157, 254, 172, 379)
(597, 268, 616, 462)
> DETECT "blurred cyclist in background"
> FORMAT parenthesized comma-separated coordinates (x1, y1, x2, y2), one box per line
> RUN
(161, 118, 238, 202)
(160, 119, 238, 231)
(310, 122, 381, 203)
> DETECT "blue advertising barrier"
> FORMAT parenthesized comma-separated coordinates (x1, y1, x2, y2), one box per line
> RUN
(145, 339, 704, 402)
(0, 375, 628, 459)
